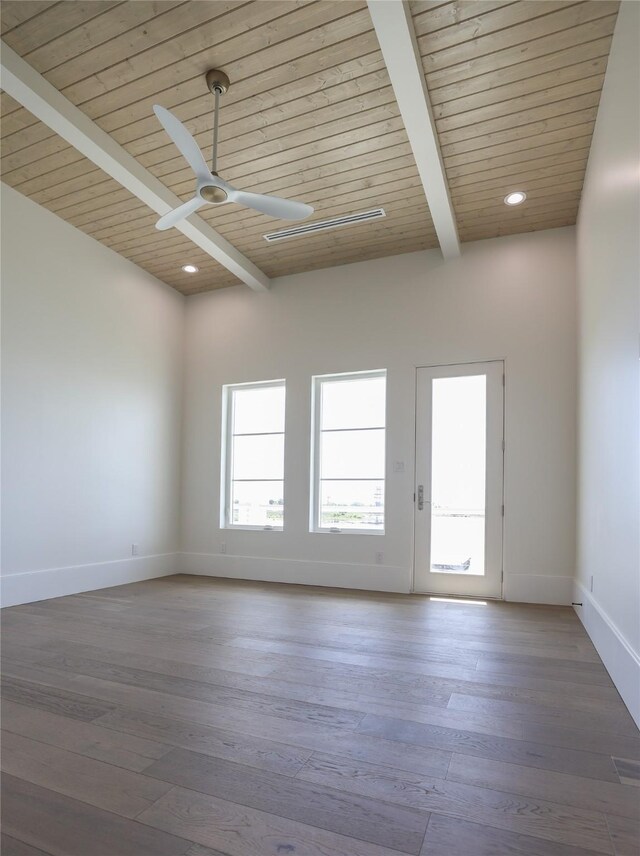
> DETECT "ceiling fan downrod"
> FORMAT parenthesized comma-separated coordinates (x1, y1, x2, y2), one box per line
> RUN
(205, 69, 230, 175)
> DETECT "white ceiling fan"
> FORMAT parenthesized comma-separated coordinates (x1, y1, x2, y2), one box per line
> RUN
(153, 69, 314, 231)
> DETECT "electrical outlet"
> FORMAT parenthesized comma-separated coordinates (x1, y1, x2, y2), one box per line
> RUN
(375, 551, 384, 565)
(131, 543, 139, 556)
(590, 575, 594, 592)
(220, 542, 227, 554)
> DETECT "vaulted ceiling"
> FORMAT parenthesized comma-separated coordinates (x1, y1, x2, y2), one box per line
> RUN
(0, 1, 619, 295)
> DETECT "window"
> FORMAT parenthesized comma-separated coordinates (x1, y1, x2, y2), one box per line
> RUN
(221, 380, 285, 530)
(311, 370, 386, 533)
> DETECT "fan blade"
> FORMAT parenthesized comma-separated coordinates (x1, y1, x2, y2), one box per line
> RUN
(156, 196, 205, 231)
(229, 189, 313, 220)
(153, 105, 211, 183)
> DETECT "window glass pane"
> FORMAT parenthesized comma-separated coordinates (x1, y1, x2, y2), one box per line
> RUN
(320, 480, 384, 530)
(320, 428, 385, 479)
(232, 434, 284, 481)
(233, 385, 285, 434)
(321, 376, 386, 430)
(231, 481, 284, 527)
(430, 375, 486, 575)
(312, 372, 386, 532)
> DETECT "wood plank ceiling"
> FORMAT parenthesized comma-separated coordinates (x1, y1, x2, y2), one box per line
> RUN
(0, 1, 619, 295)
(409, 0, 619, 243)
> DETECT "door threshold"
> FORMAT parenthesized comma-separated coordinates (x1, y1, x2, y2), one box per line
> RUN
(411, 590, 503, 602)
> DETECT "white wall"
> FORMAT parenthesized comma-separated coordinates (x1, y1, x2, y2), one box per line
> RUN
(181, 227, 577, 603)
(0, 190, 579, 609)
(575, 1, 640, 726)
(1, 184, 184, 606)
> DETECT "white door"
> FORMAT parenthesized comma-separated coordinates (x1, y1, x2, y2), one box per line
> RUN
(414, 362, 504, 598)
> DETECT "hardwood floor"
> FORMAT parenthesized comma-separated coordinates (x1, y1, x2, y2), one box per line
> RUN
(1, 575, 638, 856)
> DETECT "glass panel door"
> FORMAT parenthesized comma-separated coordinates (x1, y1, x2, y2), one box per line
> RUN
(414, 362, 504, 597)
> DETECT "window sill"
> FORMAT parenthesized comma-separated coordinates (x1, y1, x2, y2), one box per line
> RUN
(311, 528, 385, 536)
(222, 525, 284, 532)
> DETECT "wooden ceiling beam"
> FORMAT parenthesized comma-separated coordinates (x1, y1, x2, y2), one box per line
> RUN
(367, 0, 460, 260)
(0, 41, 270, 292)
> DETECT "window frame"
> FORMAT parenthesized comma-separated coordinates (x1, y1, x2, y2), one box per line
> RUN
(310, 369, 387, 536)
(221, 378, 286, 532)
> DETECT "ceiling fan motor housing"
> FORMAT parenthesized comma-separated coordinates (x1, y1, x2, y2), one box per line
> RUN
(200, 183, 228, 204)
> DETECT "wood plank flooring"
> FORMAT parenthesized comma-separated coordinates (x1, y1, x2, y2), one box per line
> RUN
(1, 575, 639, 856)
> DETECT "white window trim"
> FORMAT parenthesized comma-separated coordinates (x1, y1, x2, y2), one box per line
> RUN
(221, 378, 286, 531)
(310, 369, 386, 535)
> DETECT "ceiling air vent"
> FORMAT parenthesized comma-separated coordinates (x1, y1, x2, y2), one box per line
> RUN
(263, 208, 386, 243)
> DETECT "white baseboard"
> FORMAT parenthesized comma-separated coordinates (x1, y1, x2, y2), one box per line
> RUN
(1, 551, 585, 616)
(179, 552, 411, 593)
(180, 555, 577, 604)
(0, 553, 180, 607)
(503, 573, 574, 605)
(573, 581, 640, 728)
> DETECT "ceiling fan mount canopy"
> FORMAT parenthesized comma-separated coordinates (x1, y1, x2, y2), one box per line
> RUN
(205, 68, 230, 95)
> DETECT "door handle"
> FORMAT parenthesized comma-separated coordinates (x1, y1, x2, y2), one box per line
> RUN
(417, 485, 431, 511)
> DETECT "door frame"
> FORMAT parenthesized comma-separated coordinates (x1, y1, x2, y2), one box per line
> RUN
(412, 359, 506, 599)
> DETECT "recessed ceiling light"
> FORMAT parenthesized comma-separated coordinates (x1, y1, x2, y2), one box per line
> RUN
(182, 264, 199, 273)
(504, 191, 526, 206)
